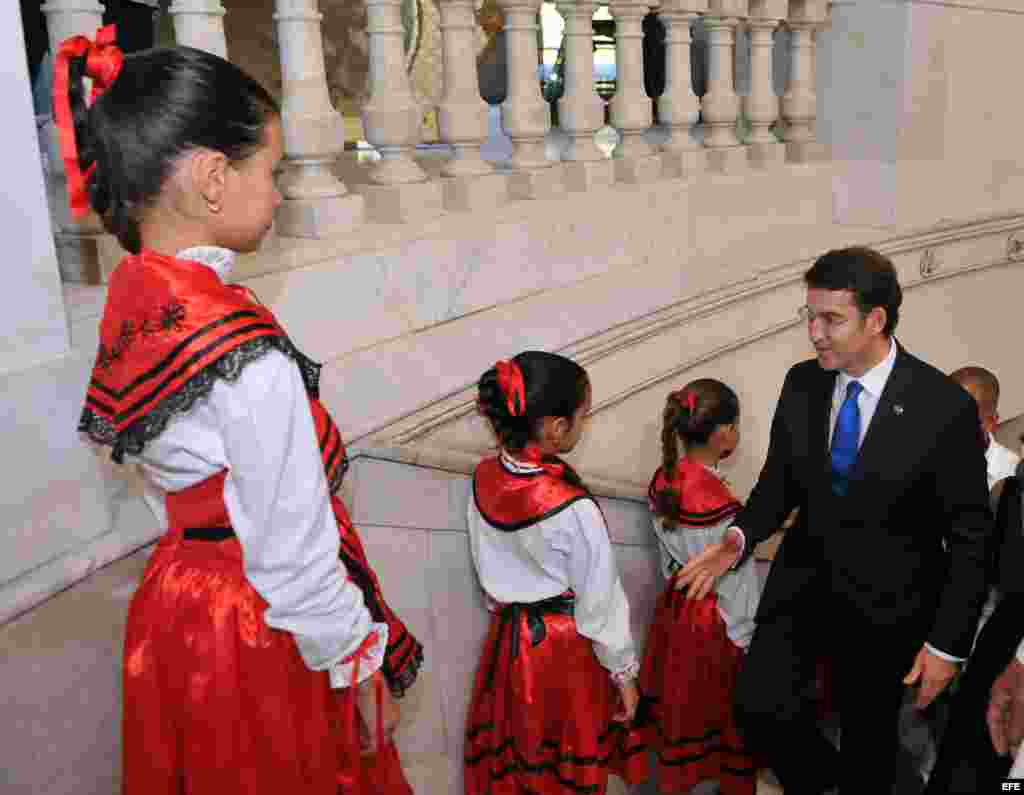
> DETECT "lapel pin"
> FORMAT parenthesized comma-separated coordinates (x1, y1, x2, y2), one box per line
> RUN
(894, 404, 904, 415)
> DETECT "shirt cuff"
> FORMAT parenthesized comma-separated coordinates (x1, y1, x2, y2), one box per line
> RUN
(727, 526, 746, 569)
(328, 622, 389, 689)
(609, 659, 640, 684)
(925, 642, 964, 664)
(1016, 637, 1024, 666)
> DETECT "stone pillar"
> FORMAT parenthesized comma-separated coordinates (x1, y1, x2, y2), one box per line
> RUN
(4, 0, 69, 370)
(557, 0, 614, 191)
(41, 0, 118, 283)
(497, 0, 565, 199)
(608, 0, 661, 183)
(437, 0, 508, 210)
(701, 0, 747, 173)
(657, 0, 707, 179)
(781, 0, 828, 163)
(360, 0, 443, 220)
(168, 0, 228, 57)
(273, 0, 364, 237)
(743, 0, 785, 167)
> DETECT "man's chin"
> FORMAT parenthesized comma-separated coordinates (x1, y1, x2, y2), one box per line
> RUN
(815, 351, 838, 370)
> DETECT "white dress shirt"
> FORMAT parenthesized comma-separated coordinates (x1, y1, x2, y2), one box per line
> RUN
(467, 452, 639, 678)
(987, 438, 1021, 490)
(129, 246, 387, 688)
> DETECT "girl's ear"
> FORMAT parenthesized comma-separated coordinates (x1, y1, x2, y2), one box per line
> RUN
(539, 415, 570, 449)
(189, 148, 230, 213)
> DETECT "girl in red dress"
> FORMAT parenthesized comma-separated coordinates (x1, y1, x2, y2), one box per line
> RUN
(639, 380, 760, 795)
(464, 352, 648, 795)
(53, 28, 421, 795)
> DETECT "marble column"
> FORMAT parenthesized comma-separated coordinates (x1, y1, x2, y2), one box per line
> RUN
(273, 0, 364, 237)
(497, 0, 565, 199)
(168, 0, 228, 58)
(701, 0, 747, 173)
(608, 0, 661, 183)
(742, 0, 785, 167)
(4, 0, 69, 370)
(41, 0, 119, 282)
(657, 0, 707, 179)
(781, 0, 828, 163)
(557, 0, 614, 191)
(360, 0, 443, 220)
(437, 0, 508, 210)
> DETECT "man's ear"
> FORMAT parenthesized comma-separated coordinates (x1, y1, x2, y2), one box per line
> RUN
(867, 305, 887, 335)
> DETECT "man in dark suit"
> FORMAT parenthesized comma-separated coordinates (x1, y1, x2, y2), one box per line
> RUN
(678, 247, 992, 794)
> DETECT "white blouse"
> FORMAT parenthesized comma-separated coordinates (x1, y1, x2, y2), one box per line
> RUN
(467, 453, 638, 679)
(126, 246, 387, 688)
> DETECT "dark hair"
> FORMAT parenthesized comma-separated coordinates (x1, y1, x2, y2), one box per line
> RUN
(654, 378, 739, 529)
(951, 366, 1001, 417)
(65, 46, 279, 254)
(803, 247, 903, 336)
(477, 351, 590, 490)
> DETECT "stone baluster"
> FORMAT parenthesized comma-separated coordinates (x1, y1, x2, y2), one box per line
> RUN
(556, 0, 614, 191)
(608, 0, 661, 183)
(360, 0, 443, 220)
(742, 0, 785, 167)
(497, 0, 565, 199)
(657, 0, 707, 178)
(781, 0, 828, 162)
(41, 0, 115, 282)
(701, 0, 747, 173)
(437, 0, 508, 210)
(272, 0, 364, 237)
(168, 0, 228, 57)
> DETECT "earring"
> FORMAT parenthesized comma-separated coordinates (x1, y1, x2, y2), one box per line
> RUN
(207, 201, 222, 214)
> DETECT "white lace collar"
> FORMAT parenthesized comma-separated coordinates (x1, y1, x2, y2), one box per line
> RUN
(175, 246, 236, 282)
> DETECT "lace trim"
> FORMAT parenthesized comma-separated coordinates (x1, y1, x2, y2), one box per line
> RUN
(80, 335, 320, 462)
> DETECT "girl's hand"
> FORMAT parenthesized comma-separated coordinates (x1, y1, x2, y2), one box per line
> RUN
(612, 677, 640, 723)
(356, 670, 401, 754)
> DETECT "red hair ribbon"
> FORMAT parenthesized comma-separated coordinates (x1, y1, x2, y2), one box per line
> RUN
(495, 359, 526, 417)
(52, 25, 124, 218)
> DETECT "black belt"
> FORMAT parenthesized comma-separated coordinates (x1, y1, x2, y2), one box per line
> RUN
(183, 526, 235, 541)
(485, 592, 575, 689)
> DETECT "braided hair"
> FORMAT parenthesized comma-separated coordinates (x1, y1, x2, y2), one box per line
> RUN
(654, 378, 739, 529)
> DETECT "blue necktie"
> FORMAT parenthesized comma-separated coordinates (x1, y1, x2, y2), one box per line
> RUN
(830, 380, 863, 496)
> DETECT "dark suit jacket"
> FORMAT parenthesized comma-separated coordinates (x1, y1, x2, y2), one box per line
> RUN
(735, 343, 992, 659)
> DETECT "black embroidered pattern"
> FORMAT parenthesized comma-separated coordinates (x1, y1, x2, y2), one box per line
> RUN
(95, 305, 188, 372)
(80, 334, 317, 463)
(159, 302, 186, 332)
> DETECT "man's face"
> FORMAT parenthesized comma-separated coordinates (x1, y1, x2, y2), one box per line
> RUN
(803, 288, 884, 375)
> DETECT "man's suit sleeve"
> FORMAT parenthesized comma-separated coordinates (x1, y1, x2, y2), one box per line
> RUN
(733, 367, 801, 567)
(928, 395, 994, 658)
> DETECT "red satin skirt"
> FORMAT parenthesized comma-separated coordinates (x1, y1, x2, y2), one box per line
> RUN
(638, 588, 756, 795)
(121, 471, 411, 795)
(464, 595, 648, 795)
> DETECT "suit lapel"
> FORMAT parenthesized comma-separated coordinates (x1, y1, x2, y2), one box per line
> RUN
(847, 344, 913, 491)
(812, 367, 838, 481)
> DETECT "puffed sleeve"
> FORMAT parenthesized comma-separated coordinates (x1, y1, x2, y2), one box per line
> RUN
(213, 348, 388, 687)
(564, 499, 638, 679)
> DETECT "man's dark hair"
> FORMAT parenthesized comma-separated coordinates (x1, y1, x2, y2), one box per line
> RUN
(804, 246, 903, 336)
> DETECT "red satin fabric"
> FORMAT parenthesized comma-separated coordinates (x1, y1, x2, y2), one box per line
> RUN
(472, 455, 585, 528)
(84, 250, 287, 437)
(638, 589, 756, 795)
(122, 472, 411, 795)
(52, 25, 123, 218)
(648, 458, 743, 528)
(465, 606, 647, 795)
(494, 359, 526, 416)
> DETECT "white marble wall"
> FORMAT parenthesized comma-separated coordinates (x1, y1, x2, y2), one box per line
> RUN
(2, 0, 68, 376)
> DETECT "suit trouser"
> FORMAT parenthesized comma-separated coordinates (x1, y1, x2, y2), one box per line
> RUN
(735, 597, 923, 795)
(924, 593, 1024, 794)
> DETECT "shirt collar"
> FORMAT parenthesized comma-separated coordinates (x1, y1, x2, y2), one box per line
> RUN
(175, 246, 236, 282)
(836, 337, 897, 400)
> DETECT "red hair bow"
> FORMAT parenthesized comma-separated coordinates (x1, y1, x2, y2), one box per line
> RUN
(52, 25, 124, 218)
(495, 360, 526, 417)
